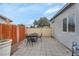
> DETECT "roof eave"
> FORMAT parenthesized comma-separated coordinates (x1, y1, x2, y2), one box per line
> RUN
(50, 3, 75, 22)
(0, 15, 12, 22)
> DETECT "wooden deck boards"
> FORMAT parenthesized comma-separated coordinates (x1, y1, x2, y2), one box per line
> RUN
(12, 37, 71, 56)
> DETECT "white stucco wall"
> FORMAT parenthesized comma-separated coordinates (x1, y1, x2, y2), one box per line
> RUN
(51, 4, 79, 50)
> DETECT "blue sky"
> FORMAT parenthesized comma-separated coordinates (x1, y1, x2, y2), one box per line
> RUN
(0, 3, 65, 27)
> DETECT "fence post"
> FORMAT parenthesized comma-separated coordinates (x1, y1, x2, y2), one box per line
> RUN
(17, 26, 19, 43)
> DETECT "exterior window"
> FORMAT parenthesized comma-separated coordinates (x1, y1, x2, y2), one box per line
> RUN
(68, 15, 75, 32)
(63, 18, 67, 32)
(63, 14, 75, 32)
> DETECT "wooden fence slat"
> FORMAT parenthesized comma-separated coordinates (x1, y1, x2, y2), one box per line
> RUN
(0, 24, 3, 39)
(18, 25, 25, 42)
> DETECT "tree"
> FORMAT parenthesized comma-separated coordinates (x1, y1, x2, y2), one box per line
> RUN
(33, 20, 38, 27)
(30, 25, 34, 28)
(32, 17, 50, 28)
(37, 17, 50, 27)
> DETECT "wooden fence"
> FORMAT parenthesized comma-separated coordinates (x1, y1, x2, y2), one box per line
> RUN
(0, 24, 25, 54)
(0, 24, 25, 44)
(26, 28, 52, 37)
(18, 25, 25, 42)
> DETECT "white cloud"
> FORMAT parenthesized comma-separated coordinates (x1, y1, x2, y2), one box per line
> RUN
(44, 8, 60, 15)
(21, 19, 34, 27)
(17, 4, 44, 13)
(47, 3, 53, 6)
(17, 7, 26, 13)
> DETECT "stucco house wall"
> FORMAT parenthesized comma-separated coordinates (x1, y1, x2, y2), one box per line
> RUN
(51, 4, 79, 50)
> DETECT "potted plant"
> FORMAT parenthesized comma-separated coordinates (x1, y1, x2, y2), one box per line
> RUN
(0, 39, 12, 56)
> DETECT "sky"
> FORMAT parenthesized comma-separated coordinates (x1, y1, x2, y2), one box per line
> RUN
(0, 3, 65, 27)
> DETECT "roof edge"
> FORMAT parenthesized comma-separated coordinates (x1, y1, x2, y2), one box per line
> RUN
(50, 3, 75, 21)
(0, 15, 12, 22)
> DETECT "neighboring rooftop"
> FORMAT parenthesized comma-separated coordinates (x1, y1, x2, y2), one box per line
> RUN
(0, 15, 12, 22)
(50, 3, 75, 21)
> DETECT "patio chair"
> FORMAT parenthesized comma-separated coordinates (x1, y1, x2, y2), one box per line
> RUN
(26, 33, 38, 46)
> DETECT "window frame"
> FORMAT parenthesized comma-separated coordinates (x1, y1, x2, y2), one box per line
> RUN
(63, 17, 68, 32)
(63, 14, 76, 32)
(68, 14, 76, 32)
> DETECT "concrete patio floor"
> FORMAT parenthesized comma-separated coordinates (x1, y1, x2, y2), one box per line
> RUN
(12, 37, 71, 56)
